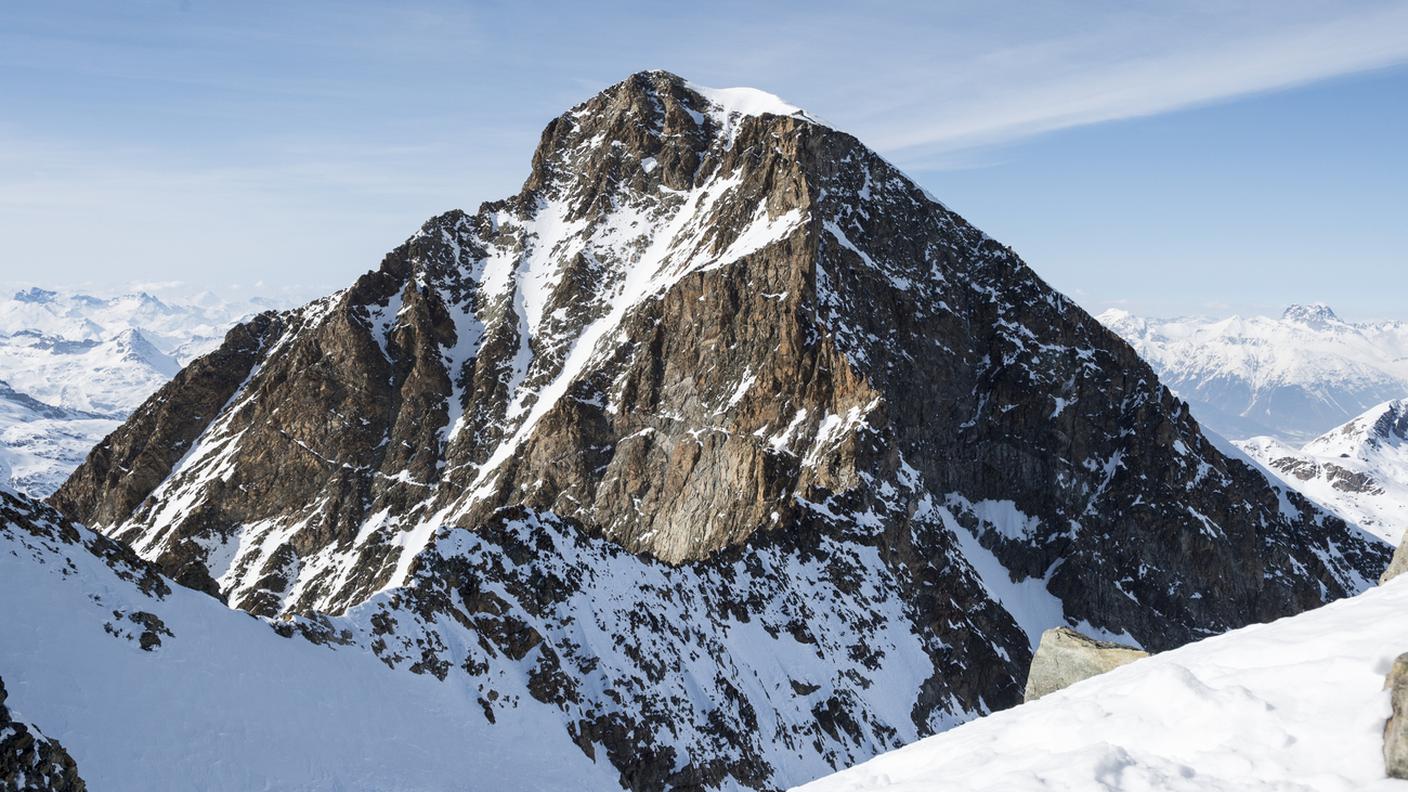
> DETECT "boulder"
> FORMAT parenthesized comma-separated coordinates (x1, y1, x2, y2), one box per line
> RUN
(1385, 652, 1408, 778)
(1382, 540, 1408, 585)
(1024, 627, 1148, 702)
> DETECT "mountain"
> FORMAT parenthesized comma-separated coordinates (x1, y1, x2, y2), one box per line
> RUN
(1099, 304, 1408, 443)
(0, 380, 119, 498)
(0, 289, 287, 496)
(795, 575, 1408, 792)
(0, 288, 267, 362)
(0, 327, 179, 416)
(1238, 399, 1408, 546)
(46, 70, 1387, 790)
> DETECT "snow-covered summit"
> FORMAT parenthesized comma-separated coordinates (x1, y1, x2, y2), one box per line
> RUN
(1282, 302, 1346, 328)
(1305, 398, 1408, 458)
(688, 81, 815, 122)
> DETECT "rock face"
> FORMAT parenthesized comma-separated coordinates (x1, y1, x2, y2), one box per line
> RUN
(48, 71, 1390, 790)
(1384, 543, 1408, 585)
(1386, 653, 1408, 778)
(0, 676, 86, 792)
(1023, 627, 1148, 701)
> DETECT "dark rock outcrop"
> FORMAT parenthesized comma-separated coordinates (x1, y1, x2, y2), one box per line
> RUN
(0, 676, 86, 792)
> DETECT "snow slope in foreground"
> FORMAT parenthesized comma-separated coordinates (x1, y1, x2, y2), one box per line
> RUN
(795, 579, 1408, 792)
(0, 488, 618, 792)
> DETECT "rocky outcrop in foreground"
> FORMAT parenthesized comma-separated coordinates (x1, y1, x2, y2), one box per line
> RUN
(1023, 627, 1148, 701)
(1383, 541, 1408, 585)
(1385, 652, 1408, 778)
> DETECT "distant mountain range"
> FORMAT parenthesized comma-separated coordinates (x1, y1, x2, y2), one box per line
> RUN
(1099, 304, 1408, 444)
(0, 288, 286, 495)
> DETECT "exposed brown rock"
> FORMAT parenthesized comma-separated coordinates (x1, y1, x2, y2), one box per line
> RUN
(1386, 652, 1408, 778)
(1024, 627, 1148, 701)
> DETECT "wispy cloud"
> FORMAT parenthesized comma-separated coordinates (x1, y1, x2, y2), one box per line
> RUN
(2, 0, 1404, 316)
(825, 3, 1408, 162)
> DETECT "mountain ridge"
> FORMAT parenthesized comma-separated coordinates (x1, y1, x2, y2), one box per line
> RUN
(42, 70, 1389, 790)
(1239, 398, 1408, 547)
(1099, 304, 1408, 443)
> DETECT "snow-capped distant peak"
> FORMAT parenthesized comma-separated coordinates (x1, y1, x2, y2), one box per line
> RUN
(1099, 305, 1408, 443)
(1281, 302, 1344, 327)
(1094, 308, 1146, 335)
(13, 287, 58, 304)
(1303, 398, 1408, 458)
(0, 286, 300, 494)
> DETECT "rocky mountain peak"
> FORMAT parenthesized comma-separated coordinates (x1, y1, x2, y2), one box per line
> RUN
(1302, 397, 1408, 459)
(1281, 302, 1343, 327)
(48, 71, 1390, 791)
(1373, 399, 1408, 443)
(13, 287, 58, 304)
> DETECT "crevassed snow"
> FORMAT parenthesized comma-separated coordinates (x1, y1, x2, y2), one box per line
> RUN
(795, 578, 1408, 792)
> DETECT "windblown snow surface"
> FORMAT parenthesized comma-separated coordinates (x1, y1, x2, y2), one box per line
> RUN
(795, 578, 1408, 792)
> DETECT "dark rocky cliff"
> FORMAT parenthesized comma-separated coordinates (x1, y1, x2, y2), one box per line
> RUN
(49, 70, 1388, 790)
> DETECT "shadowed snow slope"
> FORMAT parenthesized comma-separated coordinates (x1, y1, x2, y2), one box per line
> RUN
(0, 487, 617, 792)
(795, 578, 1408, 792)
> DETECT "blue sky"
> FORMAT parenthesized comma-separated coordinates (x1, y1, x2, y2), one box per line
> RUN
(1, 1, 1405, 319)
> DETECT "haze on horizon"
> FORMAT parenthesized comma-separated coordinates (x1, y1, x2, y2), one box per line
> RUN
(1, 0, 1405, 320)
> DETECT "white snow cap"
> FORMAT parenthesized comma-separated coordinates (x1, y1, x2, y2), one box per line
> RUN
(688, 83, 806, 119)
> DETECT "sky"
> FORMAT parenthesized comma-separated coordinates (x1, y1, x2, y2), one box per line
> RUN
(1, 0, 1405, 319)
